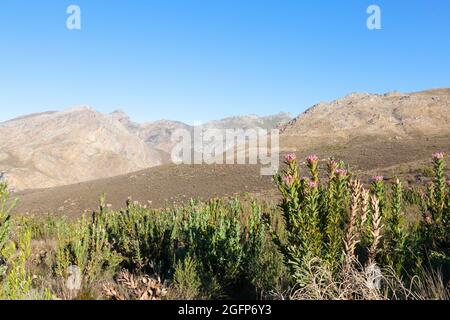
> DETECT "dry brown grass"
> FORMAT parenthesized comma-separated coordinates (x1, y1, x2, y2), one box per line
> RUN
(343, 180, 363, 271)
(368, 196, 383, 265)
(412, 269, 450, 300)
(103, 270, 168, 300)
(287, 259, 416, 300)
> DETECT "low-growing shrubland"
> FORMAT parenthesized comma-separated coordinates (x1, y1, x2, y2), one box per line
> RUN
(0, 153, 449, 300)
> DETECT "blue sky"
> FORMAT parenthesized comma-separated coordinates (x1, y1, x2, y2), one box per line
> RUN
(0, 0, 449, 124)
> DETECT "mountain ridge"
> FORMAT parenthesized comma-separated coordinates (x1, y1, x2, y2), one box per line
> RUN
(280, 88, 450, 150)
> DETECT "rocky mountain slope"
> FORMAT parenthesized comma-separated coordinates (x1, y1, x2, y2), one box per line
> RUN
(281, 88, 450, 150)
(0, 107, 162, 191)
(113, 110, 292, 157)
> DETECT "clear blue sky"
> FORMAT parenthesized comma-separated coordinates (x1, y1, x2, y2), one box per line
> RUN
(0, 0, 449, 124)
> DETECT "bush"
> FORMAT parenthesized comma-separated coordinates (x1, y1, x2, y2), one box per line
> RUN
(106, 198, 285, 299)
(415, 153, 450, 278)
(55, 195, 122, 289)
(0, 182, 16, 277)
(172, 255, 202, 299)
(273, 152, 450, 298)
(0, 182, 55, 300)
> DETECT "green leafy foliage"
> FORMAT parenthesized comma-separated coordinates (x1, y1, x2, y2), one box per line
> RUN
(55, 195, 123, 286)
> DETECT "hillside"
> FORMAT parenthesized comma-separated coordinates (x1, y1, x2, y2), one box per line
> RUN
(0, 107, 161, 191)
(281, 88, 450, 149)
(13, 163, 273, 217)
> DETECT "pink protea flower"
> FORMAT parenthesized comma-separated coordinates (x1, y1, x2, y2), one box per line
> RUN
(282, 175, 295, 186)
(284, 153, 297, 163)
(446, 180, 450, 186)
(309, 181, 318, 189)
(335, 168, 347, 176)
(424, 213, 433, 224)
(372, 175, 384, 182)
(307, 155, 318, 165)
(432, 152, 445, 160)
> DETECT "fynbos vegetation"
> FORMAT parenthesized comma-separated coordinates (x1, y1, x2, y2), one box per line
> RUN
(0, 153, 449, 300)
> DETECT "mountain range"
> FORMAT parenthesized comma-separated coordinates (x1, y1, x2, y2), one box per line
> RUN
(1, 88, 449, 194)
(0, 108, 291, 191)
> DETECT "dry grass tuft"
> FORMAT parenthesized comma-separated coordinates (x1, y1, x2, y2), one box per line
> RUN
(103, 270, 168, 300)
(290, 258, 416, 300)
(368, 195, 383, 265)
(343, 180, 363, 270)
(412, 269, 450, 300)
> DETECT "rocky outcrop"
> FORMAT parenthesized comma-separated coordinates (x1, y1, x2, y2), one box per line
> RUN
(281, 88, 450, 148)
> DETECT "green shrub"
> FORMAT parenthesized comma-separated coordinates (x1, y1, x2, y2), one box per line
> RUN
(104, 198, 284, 299)
(382, 178, 408, 273)
(273, 154, 362, 284)
(0, 182, 16, 276)
(55, 195, 122, 286)
(415, 153, 450, 278)
(107, 200, 177, 273)
(273, 152, 450, 297)
(173, 255, 202, 299)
